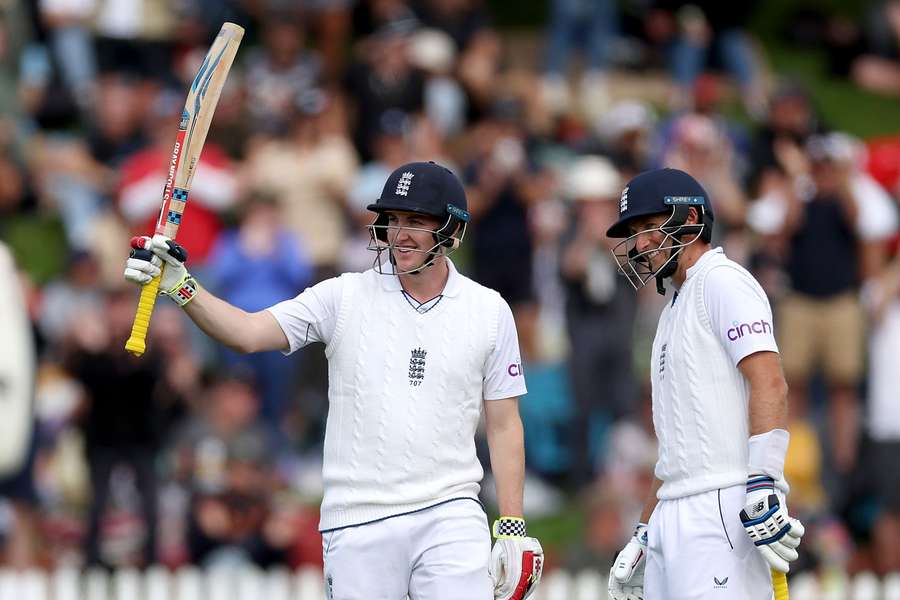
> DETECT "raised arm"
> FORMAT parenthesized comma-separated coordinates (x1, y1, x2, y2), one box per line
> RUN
(125, 234, 289, 354)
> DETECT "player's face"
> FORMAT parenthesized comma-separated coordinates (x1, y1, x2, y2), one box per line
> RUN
(385, 211, 443, 272)
(629, 214, 670, 271)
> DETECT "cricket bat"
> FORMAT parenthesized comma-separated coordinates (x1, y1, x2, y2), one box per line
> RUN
(773, 570, 789, 600)
(125, 22, 244, 357)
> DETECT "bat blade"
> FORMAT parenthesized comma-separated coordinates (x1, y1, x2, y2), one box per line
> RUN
(126, 22, 244, 357)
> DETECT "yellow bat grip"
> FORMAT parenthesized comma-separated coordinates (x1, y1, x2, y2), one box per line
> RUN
(125, 271, 163, 356)
(772, 570, 789, 600)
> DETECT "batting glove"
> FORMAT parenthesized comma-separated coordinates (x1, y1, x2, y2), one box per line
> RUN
(489, 517, 543, 600)
(740, 475, 805, 573)
(124, 234, 198, 306)
(608, 522, 647, 600)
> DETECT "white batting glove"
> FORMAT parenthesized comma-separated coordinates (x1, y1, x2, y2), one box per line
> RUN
(608, 522, 647, 600)
(740, 475, 805, 573)
(489, 517, 543, 600)
(124, 234, 198, 306)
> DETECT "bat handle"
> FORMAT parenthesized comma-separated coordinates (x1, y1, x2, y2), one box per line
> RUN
(125, 269, 163, 356)
(772, 570, 789, 600)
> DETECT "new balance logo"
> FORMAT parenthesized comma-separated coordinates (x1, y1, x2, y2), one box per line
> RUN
(620, 186, 629, 214)
(396, 172, 414, 196)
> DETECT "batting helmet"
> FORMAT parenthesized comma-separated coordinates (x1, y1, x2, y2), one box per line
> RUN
(367, 161, 470, 273)
(606, 168, 714, 293)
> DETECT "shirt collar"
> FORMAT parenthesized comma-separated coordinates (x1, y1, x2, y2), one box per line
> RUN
(685, 246, 724, 281)
(377, 257, 462, 297)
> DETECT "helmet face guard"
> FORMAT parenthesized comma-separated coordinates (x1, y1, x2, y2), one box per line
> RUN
(367, 206, 468, 275)
(610, 204, 706, 292)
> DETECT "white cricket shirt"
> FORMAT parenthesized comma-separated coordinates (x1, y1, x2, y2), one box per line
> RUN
(267, 259, 527, 530)
(651, 248, 779, 499)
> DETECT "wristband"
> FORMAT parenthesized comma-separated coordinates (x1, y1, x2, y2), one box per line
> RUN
(748, 429, 790, 481)
(493, 516, 527, 539)
(164, 274, 199, 307)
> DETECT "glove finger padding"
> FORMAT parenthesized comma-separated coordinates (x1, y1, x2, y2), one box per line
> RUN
(608, 567, 645, 600)
(150, 233, 188, 267)
(740, 494, 804, 573)
(490, 537, 543, 600)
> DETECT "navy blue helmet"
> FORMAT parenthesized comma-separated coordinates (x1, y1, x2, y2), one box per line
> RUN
(606, 168, 714, 293)
(367, 161, 470, 273)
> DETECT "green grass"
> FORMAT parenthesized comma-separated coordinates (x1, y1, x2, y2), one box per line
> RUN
(767, 43, 900, 138)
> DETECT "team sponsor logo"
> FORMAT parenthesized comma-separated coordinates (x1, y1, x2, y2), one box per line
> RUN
(663, 195, 705, 205)
(713, 576, 729, 589)
(409, 347, 426, 386)
(507, 362, 523, 377)
(726, 319, 772, 341)
(619, 186, 629, 214)
(396, 171, 414, 196)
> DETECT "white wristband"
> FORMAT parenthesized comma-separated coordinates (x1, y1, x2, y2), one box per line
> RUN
(748, 428, 790, 481)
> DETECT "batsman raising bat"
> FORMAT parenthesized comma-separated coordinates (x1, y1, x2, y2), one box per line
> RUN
(125, 161, 543, 599)
(124, 22, 244, 356)
(604, 169, 804, 600)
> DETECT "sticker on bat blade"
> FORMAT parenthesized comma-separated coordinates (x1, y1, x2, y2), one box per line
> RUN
(166, 210, 182, 225)
(173, 188, 189, 202)
(179, 110, 189, 130)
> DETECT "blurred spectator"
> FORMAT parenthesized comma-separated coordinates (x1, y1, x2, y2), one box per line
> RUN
(0, 241, 39, 568)
(647, 1, 765, 116)
(117, 90, 237, 265)
(169, 374, 286, 567)
(559, 156, 637, 487)
(86, 72, 150, 167)
(304, 0, 353, 85)
(206, 191, 313, 438)
(659, 112, 749, 259)
(91, 0, 177, 82)
(37, 250, 103, 345)
(778, 134, 865, 474)
(541, 0, 618, 120)
(412, 0, 500, 116)
(38, 0, 97, 111)
(408, 28, 467, 136)
(862, 251, 900, 575)
(851, 0, 900, 97)
(345, 19, 425, 161)
(464, 97, 543, 361)
(748, 82, 820, 187)
(342, 109, 415, 272)
(590, 100, 656, 178)
(243, 13, 322, 135)
(242, 90, 358, 278)
(64, 288, 167, 567)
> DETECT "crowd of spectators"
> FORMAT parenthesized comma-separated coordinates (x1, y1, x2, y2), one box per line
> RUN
(1, 0, 899, 582)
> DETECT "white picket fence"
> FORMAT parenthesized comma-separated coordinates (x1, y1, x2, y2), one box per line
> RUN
(0, 567, 899, 600)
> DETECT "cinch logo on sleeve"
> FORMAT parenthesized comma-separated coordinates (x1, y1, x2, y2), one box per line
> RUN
(508, 363, 523, 377)
(727, 320, 772, 341)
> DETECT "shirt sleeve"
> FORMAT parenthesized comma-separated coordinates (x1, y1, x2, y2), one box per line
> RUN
(703, 265, 779, 366)
(266, 276, 343, 355)
(483, 297, 528, 400)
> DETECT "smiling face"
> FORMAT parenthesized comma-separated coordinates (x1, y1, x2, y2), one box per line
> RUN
(627, 213, 671, 273)
(384, 210, 444, 272)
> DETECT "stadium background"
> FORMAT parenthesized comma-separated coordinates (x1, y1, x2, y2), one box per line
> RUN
(2, 0, 900, 597)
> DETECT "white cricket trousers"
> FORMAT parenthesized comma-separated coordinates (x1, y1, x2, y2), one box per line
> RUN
(321, 499, 492, 600)
(645, 484, 774, 600)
